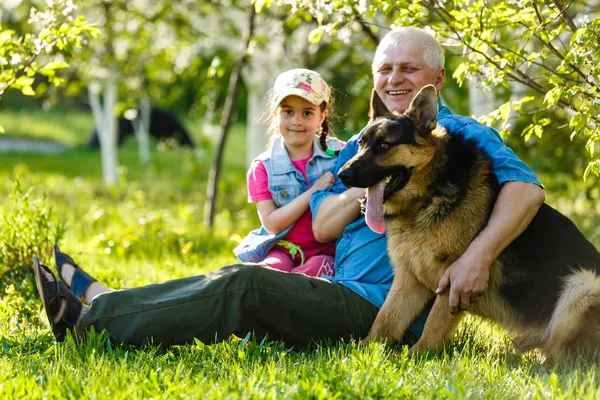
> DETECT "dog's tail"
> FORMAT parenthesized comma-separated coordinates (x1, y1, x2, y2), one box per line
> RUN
(542, 268, 600, 364)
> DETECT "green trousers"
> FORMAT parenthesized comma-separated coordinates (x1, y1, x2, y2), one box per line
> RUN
(79, 264, 379, 347)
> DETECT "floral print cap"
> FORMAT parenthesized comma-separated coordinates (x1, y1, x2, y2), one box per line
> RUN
(272, 68, 330, 107)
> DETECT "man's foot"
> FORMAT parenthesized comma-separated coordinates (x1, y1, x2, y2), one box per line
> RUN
(33, 256, 88, 342)
(54, 245, 111, 302)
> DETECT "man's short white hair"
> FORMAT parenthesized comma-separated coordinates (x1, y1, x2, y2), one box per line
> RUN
(372, 27, 445, 73)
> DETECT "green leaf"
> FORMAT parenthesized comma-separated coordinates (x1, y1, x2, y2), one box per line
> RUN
(253, 0, 270, 13)
(498, 102, 511, 128)
(512, 96, 535, 111)
(521, 123, 535, 141)
(14, 76, 35, 87)
(584, 160, 600, 180)
(0, 124, 4, 134)
(39, 61, 69, 72)
(308, 26, 326, 44)
(571, 28, 584, 45)
(38, 28, 50, 41)
(21, 86, 35, 96)
(548, 373, 558, 392)
(73, 16, 87, 27)
(544, 87, 562, 106)
(452, 63, 469, 86)
(548, 75, 564, 85)
(586, 136, 597, 157)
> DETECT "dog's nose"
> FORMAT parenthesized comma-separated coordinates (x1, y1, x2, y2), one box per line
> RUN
(338, 168, 354, 186)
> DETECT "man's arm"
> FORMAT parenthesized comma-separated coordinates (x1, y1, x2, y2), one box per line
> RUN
(436, 180, 545, 314)
(312, 187, 364, 243)
(310, 134, 366, 243)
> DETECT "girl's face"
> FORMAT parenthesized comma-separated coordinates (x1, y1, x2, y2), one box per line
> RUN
(276, 95, 326, 154)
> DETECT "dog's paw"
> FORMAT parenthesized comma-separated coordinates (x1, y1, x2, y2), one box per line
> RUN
(409, 342, 426, 355)
(409, 339, 442, 355)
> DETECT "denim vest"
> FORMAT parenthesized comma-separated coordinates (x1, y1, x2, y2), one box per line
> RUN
(234, 136, 342, 263)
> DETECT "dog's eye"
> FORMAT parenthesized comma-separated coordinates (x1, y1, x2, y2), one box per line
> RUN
(358, 138, 364, 146)
(379, 142, 390, 150)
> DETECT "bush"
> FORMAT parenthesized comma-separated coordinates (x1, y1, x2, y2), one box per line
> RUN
(0, 180, 66, 287)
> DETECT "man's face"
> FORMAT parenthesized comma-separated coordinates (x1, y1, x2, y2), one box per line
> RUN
(373, 40, 445, 114)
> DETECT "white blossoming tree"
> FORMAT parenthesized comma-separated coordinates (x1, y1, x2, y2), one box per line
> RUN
(45, 0, 259, 184)
(0, 0, 98, 132)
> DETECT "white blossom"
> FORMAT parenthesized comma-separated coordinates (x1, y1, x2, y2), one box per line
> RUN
(357, 0, 367, 14)
(10, 54, 22, 65)
(33, 38, 43, 53)
(577, 15, 590, 27)
(337, 27, 352, 44)
(507, 0, 525, 8)
(29, 7, 39, 23)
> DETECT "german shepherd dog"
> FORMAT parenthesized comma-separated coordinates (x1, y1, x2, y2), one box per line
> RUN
(338, 85, 600, 365)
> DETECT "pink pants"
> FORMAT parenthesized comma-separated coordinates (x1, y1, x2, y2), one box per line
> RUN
(263, 246, 335, 277)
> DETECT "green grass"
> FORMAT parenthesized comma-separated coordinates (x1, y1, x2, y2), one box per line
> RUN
(1, 108, 600, 398)
(0, 107, 94, 146)
(0, 106, 248, 171)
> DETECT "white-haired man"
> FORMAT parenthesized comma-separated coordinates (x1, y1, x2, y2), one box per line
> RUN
(311, 26, 544, 318)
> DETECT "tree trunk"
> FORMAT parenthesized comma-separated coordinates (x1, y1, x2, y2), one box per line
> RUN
(243, 24, 284, 166)
(88, 78, 118, 185)
(134, 97, 151, 166)
(203, 6, 256, 228)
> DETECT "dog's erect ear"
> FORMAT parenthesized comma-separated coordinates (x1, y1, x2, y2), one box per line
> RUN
(369, 90, 393, 121)
(406, 85, 438, 134)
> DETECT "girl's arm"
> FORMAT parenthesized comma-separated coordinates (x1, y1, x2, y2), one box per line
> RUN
(258, 172, 334, 234)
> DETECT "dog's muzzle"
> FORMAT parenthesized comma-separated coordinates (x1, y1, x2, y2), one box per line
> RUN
(337, 168, 355, 188)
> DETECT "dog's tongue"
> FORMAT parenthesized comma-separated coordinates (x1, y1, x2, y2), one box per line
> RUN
(365, 180, 386, 234)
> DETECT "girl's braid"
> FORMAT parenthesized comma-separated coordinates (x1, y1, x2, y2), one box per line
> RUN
(319, 118, 329, 152)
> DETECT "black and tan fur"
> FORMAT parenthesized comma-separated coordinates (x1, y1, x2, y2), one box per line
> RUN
(338, 85, 600, 365)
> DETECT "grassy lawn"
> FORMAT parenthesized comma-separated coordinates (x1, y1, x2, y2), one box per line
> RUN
(1, 107, 600, 398)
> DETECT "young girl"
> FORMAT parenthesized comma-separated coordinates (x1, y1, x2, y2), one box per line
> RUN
(234, 68, 344, 277)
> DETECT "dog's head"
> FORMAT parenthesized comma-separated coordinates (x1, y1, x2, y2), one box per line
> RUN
(338, 84, 442, 233)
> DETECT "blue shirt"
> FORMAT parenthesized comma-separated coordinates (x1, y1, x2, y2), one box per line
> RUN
(309, 101, 542, 337)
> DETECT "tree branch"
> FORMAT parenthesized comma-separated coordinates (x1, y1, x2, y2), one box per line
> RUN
(204, 5, 256, 228)
(353, 14, 380, 47)
(550, 0, 578, 31)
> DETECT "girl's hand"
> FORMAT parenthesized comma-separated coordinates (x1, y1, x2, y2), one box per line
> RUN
(310, 172, 335, 192)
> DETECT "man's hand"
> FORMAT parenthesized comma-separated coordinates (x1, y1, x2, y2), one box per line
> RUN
(435, 181, 544, 314)
(435, 247, 491, 314)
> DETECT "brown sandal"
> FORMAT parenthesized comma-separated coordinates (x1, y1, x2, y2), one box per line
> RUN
(33, 256, 83, 342)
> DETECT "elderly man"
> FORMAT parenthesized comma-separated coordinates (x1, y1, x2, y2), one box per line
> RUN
(35, 27, 543, 347)
(311, 26, 544, 316)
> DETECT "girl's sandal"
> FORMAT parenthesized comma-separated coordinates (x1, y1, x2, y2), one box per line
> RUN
(54, 244, 97, 298)
(33, 256, 83, 342)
